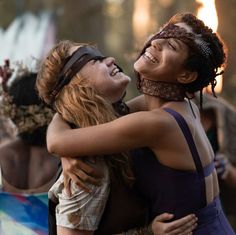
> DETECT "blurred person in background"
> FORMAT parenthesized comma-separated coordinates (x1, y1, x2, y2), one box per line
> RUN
(197, 92, 236, 230)
(0, 63, 60, 235)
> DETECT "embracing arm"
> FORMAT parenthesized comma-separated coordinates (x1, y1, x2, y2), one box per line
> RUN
(126, 95, 147, 113)
(61, 157, 197, 235)
(47, 111, 160, 157)
(120, 213, 197, 235)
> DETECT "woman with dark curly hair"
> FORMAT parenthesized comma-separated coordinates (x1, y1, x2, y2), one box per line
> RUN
(46, 13, 234, 234)
(0, 68, 60, 235)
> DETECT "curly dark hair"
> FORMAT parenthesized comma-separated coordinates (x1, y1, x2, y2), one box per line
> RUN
(168, 13, 227, 95)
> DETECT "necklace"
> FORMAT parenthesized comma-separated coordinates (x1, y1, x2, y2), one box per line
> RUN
(138, 79, 186, 101)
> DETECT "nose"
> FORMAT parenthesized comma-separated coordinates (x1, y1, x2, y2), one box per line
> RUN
(151, 39, 162, 51)
(104, 57, 115, 66)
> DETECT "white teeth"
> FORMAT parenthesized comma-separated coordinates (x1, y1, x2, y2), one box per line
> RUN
(144, 52, 158, 63)
(110, 67, 120, 76)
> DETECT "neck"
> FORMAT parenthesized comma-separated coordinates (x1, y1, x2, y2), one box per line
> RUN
(138, 78, 186, 102)
(144, 94, 167, 110)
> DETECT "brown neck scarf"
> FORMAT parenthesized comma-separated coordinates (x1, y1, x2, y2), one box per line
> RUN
(138, 79, 185, 101)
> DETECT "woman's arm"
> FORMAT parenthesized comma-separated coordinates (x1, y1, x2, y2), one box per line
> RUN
(61, 157, 104, 194)
(121, 213, 197, 235)
(47, 110, 162, 157)
(126, 95, 147, 113)
(61, 158, 197, 235)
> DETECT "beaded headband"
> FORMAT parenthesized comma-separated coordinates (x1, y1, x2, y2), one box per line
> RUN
(50, 46, 106, 105)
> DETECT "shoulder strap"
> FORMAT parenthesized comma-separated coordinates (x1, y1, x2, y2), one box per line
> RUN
(163, 107, 207, 206)
(163, 108, 204, 177)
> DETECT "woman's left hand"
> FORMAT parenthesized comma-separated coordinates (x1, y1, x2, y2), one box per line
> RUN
(151, 213, 197, 235)
(61, 157, 103, 196)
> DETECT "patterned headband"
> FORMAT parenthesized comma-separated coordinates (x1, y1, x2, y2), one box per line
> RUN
(141, 24, 212, 59)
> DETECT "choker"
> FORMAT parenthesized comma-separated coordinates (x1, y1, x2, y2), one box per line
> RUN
(138, 79, 186, 101)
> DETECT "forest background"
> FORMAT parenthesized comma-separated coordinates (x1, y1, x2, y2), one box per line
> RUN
(0, 0, 235, 103)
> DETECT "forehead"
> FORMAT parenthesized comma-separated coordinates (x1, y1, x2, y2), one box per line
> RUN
(154, 23, 195, 43)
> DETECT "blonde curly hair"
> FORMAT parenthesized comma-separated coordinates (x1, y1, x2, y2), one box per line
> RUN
(36, 40, 133, 183)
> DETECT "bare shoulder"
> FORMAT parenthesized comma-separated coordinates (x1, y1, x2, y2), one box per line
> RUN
(152, 108, 180, 130)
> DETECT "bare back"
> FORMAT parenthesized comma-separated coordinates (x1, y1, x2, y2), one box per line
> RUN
(0, 137, 60, 193)
(150, 101, 219, 204)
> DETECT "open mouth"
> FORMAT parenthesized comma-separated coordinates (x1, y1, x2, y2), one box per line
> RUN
(110, 67, 121, 76)
(143, 51, 159, 63)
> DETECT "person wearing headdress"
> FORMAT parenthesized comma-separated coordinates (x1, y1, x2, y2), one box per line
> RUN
(0, 63, 60, 235)
(196, 92, 236, 230)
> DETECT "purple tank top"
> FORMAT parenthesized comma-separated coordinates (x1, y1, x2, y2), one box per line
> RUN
(132, 108, 215, 221)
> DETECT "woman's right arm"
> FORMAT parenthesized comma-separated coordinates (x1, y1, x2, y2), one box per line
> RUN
(47, 109, 161, 157)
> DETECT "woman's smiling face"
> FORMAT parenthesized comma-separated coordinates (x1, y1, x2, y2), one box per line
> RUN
(80, 56, 131, 103)
(134, 22, 194, 83)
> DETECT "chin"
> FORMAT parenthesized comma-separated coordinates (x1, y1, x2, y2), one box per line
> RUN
(134, 58, 146, 74)
(120, 75, 131, 84)
(119, 76, 130, 88)
(134, 60, 140, 71)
